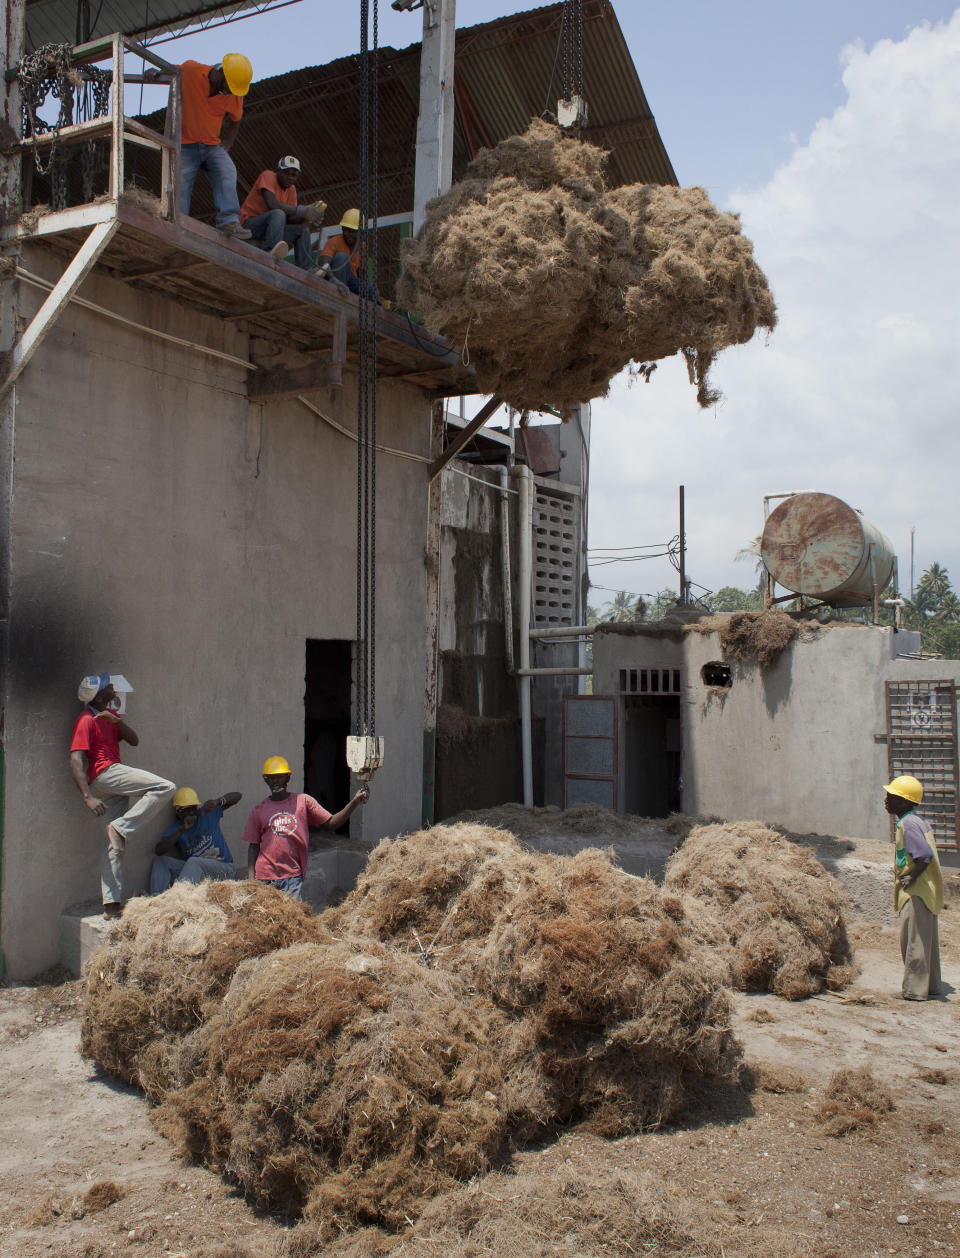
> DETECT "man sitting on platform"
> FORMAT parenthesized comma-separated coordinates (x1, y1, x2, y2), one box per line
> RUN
(240, 155, 326, 270)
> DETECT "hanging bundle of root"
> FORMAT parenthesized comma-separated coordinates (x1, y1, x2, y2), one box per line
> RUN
(330, 824, 736, 1134)
(397, 119, 776, 411)
(81, 880, 331, 1098)
(663, 821, 856, 1000)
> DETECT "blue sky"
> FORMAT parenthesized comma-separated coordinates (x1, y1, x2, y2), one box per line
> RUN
(156, 2, 960, 607)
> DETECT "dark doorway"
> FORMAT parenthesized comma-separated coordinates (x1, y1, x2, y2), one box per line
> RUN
(623, 695, 682, 817)
(304, 639, 352, 831)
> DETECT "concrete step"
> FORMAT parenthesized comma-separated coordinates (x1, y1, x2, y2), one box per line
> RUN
(59, 901, 116, 977)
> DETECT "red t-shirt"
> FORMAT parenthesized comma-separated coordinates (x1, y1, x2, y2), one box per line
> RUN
(179, 60, 243, 146)
(240, 793, 332, 880)
(240, 169, 298, 224)
(70, 708, 122, 783)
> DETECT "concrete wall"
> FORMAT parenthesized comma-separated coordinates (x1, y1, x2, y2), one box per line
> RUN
(435, 465, 522, 816)
(1, 248, 433, 977)
(593, 620, 960, 842)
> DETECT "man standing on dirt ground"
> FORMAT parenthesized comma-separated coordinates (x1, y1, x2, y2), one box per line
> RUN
(150, 786, 243, 894)
(70, 673, 176, 919)
(240, 755, 368, 901)
(884, 774, 944, 1000)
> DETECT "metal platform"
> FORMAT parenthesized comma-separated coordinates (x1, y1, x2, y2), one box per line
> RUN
(8, 198, 472, 399)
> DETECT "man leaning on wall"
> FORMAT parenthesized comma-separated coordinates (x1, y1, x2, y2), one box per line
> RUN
(69, 673, 176, 919)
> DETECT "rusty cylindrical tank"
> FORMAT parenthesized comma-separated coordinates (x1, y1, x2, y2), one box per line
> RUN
(760, 492, 895, 606)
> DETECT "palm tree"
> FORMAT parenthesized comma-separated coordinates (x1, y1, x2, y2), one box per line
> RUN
(602, 591, 646, 622)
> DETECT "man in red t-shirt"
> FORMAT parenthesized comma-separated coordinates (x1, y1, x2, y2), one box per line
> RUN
(239, 155, 325, 270)
(70, 673, 176, 918)
(240, 754, 368, 901)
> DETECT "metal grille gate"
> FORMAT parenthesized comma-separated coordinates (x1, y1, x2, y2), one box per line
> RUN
(886, 680, 959, 850)
(563, 694, 618, 809)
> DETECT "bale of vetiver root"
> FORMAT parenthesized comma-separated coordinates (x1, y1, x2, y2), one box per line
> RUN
(663, 821, 857, 1000)
(398, 118, 775, 412)
(330, 824, 736, 1134)
(81, 880, 331, 1097)
(151, 941, 545, 1238)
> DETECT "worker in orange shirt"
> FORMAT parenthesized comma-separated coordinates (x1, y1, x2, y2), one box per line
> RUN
(239, 155, 326, 269)
(318, 209, 374, 295)
(176, 53, 253, 239)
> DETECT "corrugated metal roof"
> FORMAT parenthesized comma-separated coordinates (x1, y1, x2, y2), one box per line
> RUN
(23, 0, 285, 50)
(148, 0, 677, 230)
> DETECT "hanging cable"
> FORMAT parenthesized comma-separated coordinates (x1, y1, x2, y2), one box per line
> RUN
(354, 0, 380, 744)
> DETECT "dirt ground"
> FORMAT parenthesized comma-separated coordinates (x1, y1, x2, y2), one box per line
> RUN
(2, 820, 958, 1258)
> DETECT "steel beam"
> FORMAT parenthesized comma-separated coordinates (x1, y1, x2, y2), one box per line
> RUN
(0, 218, 118, 399)
(413, 0, 456, 233)
(428, 394, 502, 478)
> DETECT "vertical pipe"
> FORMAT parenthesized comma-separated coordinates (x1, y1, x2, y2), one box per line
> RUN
(0, 0, 23, 981)
(678, 484, 686, 605)
(110, 34, 124, 199)
(517, 464, 534, 805)
(499, 467, 515, 676)
(422, 400, 445, 827)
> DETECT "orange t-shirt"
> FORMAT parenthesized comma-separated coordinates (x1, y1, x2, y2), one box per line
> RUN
(320, 233, 362, 276)
(179, 60, 243, 146)
(240, 170, 298, 224)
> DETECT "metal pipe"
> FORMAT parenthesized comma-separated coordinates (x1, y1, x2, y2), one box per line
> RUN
(529, 624, 593, 639)
(679, 484, 686, 604)
(499, 467, 515, 677)
(517, 464, 534, 806)
(516, 667, 593, 677)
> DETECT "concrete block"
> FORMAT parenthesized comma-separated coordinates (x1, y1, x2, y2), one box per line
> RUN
(337, 849, 369, 895)
(59, 901, 115, 977)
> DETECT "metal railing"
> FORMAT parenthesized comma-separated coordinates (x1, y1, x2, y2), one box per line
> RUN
(15, 34, 180, 222)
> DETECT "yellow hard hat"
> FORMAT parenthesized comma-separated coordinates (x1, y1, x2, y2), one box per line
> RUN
(883, 775, 923, 804)
(262, 755, 291, 776)
(172, 787, 201, 809)
(340, 208, 361, 231)
(221, 53, 252, 97)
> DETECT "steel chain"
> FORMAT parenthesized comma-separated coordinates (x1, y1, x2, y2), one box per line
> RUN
(18, 43, 76, 178)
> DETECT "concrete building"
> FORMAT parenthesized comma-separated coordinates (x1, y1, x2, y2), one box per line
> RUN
(590, 618, 960, 854)
(0, 3, 678, 975)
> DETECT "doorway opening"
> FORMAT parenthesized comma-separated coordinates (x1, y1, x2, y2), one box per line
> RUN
(304, 639, 352, 833)
(622, 694, 682, 817)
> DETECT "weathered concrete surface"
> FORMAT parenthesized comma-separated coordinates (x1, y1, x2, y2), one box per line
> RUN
(593, 621, 960, 844)
(3, 246, 431, 978)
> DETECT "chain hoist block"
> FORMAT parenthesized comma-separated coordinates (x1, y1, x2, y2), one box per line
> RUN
(557, 95, 588, 129)
(346, 735, 385, 782)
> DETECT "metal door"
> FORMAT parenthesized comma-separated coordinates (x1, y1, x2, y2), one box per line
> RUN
(562, 694, 618, 809)
(886, 680, 959, 850)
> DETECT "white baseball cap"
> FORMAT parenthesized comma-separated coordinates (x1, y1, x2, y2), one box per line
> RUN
(278, 155, 301, 172)
(78, 672, 110, 702)
(77, 672, 134, 702)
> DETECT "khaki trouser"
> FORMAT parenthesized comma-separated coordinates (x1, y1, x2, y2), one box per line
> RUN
(899, 894, 942, 1000)
(89, 763, 176, 904)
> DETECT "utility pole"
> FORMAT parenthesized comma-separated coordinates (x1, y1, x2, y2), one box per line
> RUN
(909, 526, 915, 600)
(412, 0, 456, 234)
(678, 484, 687, 606)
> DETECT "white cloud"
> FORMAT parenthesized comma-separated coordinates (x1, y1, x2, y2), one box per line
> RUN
(587, 11, 960, 607)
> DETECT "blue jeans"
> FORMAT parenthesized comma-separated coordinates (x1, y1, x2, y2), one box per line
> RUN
(260, 875, 303, 901)
(150, 854, 235, 895)
(245, 209, 313, 269)
(179, 142, 241, 227)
